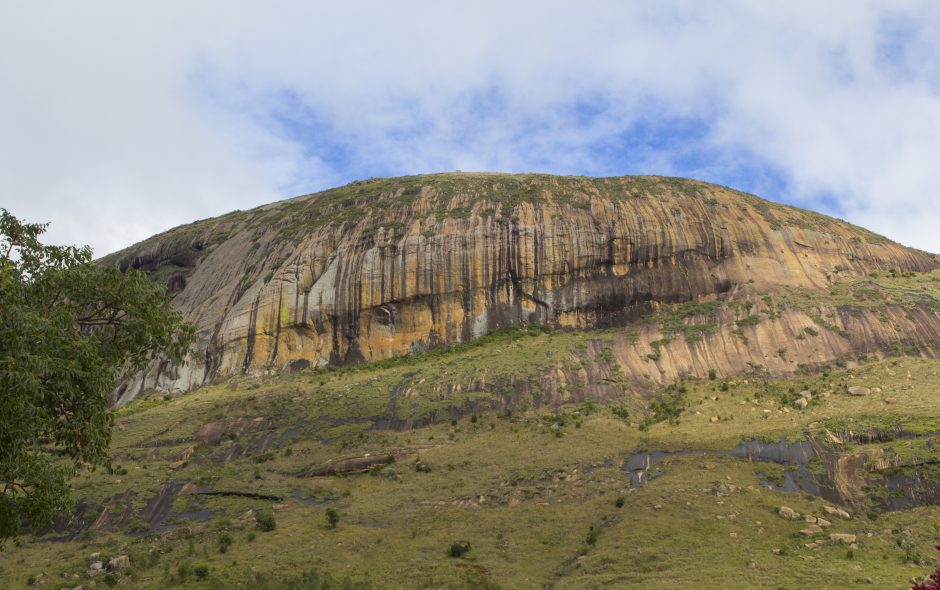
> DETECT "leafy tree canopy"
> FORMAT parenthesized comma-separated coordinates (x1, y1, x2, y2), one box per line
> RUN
(0, 209, 195, 544)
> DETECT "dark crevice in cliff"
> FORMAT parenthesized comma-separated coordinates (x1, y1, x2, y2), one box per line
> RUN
(241, 292, 261, 374)
(270, 286, 283, 366)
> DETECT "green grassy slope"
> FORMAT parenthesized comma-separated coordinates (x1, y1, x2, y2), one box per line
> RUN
(3, 278, 940, 589)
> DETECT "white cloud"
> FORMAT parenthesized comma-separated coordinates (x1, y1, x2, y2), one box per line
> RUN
(2, 1, 940, 254)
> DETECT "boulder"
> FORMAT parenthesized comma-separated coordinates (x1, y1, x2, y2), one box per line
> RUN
(830, 533, 857, 544)
(800, 525, 823, 536)
(778, 506, 800, 520)
(817, 518, 832, 527)
(848, 386, 869, 396)
(107, 555, 130, 570)
(825, 429, 843, 445)
(823, 505, 851, 519)
(794, 397, 808, 410)
(235, 509, 257, 527)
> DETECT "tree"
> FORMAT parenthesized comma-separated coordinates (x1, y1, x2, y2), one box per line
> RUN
(0, 209, 195, 544)
(325, 507, 339, 529)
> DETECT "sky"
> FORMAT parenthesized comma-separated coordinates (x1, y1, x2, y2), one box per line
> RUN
(3, 1, 940, 255)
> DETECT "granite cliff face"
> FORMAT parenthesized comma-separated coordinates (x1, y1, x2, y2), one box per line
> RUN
(102, 174, 939, 404)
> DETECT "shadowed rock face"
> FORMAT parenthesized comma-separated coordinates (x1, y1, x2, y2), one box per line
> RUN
(102, 174, 938, 403)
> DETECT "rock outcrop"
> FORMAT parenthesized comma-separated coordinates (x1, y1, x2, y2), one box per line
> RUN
(102, 173, 938, 403)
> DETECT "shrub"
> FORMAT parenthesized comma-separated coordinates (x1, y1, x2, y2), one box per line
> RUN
(708, 369, 717, 380)
(415, 459, 432, 473)
(449, 541, 472, 558)
(255, 509, 276, 532)
(735, 315, 761, 328)
(586, 526, 599, 545)
(902, 539, 927, 566)
(644, 382, 687, 427)
(615, 496, 626, 508)
(761, 464, 786, 487)
(325, 507, 340, 529)
(217, 531, 233, 553)
(610, 406, 630, 420)
(194, 564, 209, 579)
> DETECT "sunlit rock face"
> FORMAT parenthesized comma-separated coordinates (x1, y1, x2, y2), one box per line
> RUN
(102, 173, 938, 403)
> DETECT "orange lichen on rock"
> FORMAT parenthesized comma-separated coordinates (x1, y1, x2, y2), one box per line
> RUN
(103, 174, 938, 403)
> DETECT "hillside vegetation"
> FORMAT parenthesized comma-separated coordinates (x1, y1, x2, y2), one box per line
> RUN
(2, 271, 940, 588)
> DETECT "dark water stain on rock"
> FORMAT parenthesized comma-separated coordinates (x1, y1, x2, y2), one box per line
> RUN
(622, 434, 940, 512)
(36, 499, 97, 542)
(291, 488, 340, 505)
(141, 480, 188, 528)
(623, 450, 714, 488)
(142, 482, 209, 534)
(870, 463, 940, 511)
(582, 458, 615, 474)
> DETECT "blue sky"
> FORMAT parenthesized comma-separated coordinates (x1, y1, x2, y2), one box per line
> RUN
(3, 1, 940, 254)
